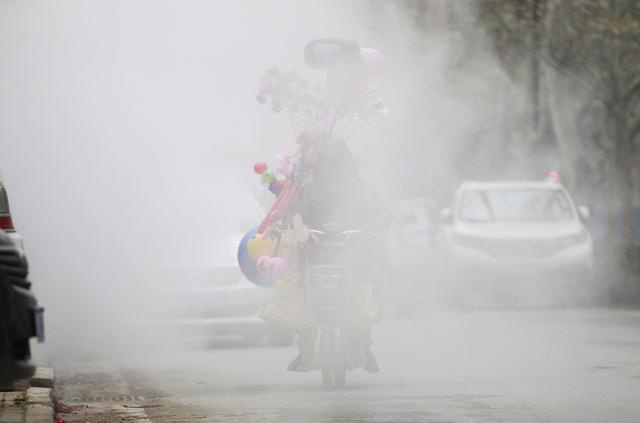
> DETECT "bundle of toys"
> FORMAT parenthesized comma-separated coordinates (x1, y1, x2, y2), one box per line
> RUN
(237, 40, 387, 317)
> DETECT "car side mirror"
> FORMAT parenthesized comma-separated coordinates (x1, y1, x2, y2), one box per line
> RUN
(439, 208, 453, 225)
(578, 206, 591, 221)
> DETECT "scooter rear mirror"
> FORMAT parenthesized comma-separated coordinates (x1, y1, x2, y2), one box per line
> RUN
(304, 39, 360, 70)
(304, 39, 384, 76)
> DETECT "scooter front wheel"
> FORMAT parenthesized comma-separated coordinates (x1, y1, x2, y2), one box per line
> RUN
(318, 331, 347, 390)
(319, 331, 334, 389)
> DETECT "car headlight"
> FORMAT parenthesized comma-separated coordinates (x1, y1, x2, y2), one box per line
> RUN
(557, 230, 589, 249)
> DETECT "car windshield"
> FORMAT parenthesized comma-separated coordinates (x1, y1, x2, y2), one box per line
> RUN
(216, 196, 264, 233)
(459, 188, 575, 222)
(175, 191, 264, 265)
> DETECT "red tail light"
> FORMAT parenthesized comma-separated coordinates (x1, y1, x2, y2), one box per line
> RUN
(0, 215, 14, 230)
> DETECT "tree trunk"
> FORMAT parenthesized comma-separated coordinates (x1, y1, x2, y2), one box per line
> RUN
(613, 111, 636, 248)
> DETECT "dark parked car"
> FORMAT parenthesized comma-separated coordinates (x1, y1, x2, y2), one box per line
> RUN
(0, 176, 24, 252)
(0, 229, 43, 390)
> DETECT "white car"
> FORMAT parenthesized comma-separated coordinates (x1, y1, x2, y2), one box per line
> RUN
(439, 181, 593, 305)
(159, 190, 293, 346)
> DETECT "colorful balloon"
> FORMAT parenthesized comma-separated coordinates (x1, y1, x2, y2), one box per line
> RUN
(237, 227, 274, 288)
(254, 162, 268, 174)
(257, 256, 289, 280)
(247, 232, 277, 261)
(261, 170, 276, 184)
(274, 153, 293, 177)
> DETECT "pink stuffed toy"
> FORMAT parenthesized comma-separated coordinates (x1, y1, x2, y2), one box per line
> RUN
(257, 256, 290, 280)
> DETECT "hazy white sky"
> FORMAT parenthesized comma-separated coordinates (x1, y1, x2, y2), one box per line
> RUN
(0, 1, 521, 353)
(0, 0, 374, 348)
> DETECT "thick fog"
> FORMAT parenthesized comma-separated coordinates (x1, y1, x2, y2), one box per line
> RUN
(0, 0, 606, 364)
(0, 0, 368, 354)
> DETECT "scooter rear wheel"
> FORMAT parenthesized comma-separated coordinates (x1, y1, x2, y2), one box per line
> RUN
(321, 367, 334, 389)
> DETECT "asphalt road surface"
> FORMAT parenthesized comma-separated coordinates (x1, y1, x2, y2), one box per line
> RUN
(54, 308, 640, 422)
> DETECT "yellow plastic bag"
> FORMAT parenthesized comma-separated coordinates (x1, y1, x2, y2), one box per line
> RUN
(259, 279, 312, 332)
(354, 284, 381, 323)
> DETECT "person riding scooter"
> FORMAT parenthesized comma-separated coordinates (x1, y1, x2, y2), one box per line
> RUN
(287, 137, 389, 373)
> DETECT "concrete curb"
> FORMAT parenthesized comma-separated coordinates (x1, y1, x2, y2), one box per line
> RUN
(0, 391, 25, 423)
(25, 367, 55, 423)
(30, 368, 54, 390)
(24, 388, 54, 423)
(0, 367, 55, 423)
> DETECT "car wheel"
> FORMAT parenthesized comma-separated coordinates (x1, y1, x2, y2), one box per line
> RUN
(242, 328, 266, 346)
(12, 339, 31, 362)
(571, 274, 596, 308)
(334, 364, 347, 389)
(0, 317, 15, 388)
(0, 271, 15, 388)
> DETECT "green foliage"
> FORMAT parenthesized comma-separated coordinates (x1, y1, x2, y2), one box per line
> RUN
(545, 0, 640, 104)
(479, 0, 547, 75)
(480, 0, 640, 105)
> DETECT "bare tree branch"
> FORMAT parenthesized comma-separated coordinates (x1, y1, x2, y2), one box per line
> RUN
(630, 115, 640, 142)
(624, 75, 640, 102)
(484, 2, 607, 104)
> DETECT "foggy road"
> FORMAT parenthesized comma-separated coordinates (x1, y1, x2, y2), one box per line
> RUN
(55, 308, 640, 423)
(2, 1, 639, 422)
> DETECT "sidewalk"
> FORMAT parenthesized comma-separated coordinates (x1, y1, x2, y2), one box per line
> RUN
(54, 362, 151, 423)
(0, 368, 55, 423)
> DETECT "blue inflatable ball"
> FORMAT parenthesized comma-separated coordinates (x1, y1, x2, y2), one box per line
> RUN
(237, 227, 274, 288)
